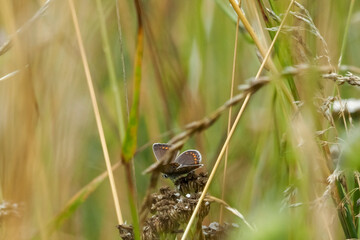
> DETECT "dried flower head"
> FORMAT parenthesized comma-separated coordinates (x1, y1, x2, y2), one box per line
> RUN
(174, 171, 208, 195)
(117, 224, 134, 240)
(141, 186, 210, 239)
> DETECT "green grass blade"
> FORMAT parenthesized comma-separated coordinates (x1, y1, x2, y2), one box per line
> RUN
(353, 174, 360, 233)
(120, 10, 144, 238)
(121, 28, 143, 164)
(95, 0, 126, 141)
(338, 0, 355, 68)
(336, 178, 357, 238)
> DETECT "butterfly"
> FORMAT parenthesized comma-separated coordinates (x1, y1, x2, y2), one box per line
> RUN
(152, 143, 203, 180)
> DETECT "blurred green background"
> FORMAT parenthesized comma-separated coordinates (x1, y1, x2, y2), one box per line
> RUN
(1, 0, 360, 239)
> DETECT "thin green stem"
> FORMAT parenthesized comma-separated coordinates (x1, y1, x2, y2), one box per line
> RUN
(338, 0, 355, 69)
(335, 179, 357, 238)
(95, 0, 126, 141)
(115, 0, 130, 118)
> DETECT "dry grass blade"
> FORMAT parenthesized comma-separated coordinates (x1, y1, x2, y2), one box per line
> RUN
(67, 0, 123, 225)
(229, 0, 275, 71)
(0, 68, 23, 82)
(0, 0, 52, 56)
(206, 195, 255, 231)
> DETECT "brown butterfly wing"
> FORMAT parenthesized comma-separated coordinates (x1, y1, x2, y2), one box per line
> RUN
(175, 150, 203, 173)
(152, 143, 179, 162)
(175, 150, 202, 165)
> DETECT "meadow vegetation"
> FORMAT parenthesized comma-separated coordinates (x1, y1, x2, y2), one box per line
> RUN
(1, 0, 360, 239)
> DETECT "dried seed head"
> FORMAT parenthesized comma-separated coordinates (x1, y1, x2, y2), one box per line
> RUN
(174, 172, 208, 195)
(119, 172, 211, 240)
(139, 187, 211, 239)
(117, 224, 134, 240)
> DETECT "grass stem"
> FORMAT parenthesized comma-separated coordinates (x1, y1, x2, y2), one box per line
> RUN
(67, 0, 123, 225)
(95, 0, 126, 141)
(219, 4, 240, 224)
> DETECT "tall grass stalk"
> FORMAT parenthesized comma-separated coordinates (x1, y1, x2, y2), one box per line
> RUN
(229, 0, 274, 69)
(219, 1, 240, 224)
(67, 0, 123, 225)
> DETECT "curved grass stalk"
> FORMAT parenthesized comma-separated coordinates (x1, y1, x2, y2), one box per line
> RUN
(0, 68, 22, 82)
(207, 195, 255, 231)
(0, 0, 52, 56)
(181, 1, 296, 238)
(220, 1, 241, 224)
(67, 0, 123, 225)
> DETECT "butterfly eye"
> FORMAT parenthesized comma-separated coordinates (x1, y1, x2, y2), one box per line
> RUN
(162, 174, 169, 178)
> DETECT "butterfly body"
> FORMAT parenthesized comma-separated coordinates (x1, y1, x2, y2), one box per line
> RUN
(158, 162, 203, 180)
(153, 143, 203, 180)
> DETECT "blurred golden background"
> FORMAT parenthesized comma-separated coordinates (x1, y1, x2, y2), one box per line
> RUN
(1, 0, 360, 239)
